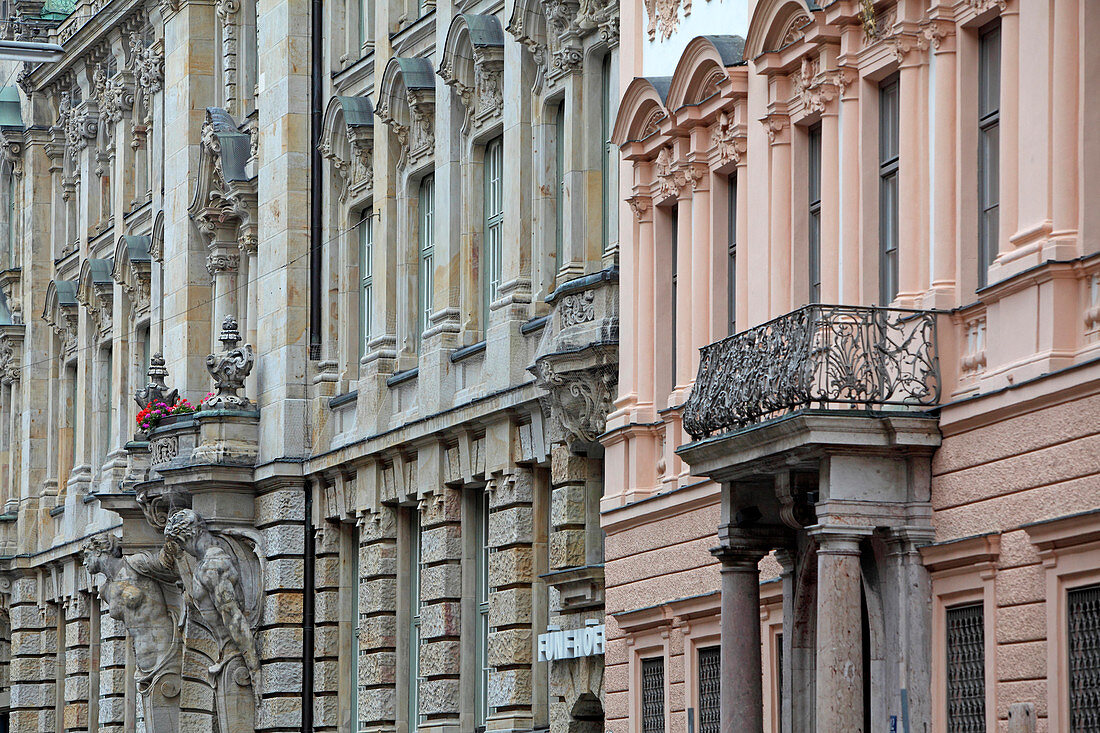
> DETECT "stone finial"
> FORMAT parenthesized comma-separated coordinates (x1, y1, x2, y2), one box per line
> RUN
(204, 315, 254, 409)
(135, 352, 179, 409)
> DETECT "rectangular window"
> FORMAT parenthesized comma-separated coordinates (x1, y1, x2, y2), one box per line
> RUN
(407, 511, 422, 729)
(1068, 584, 1100, 730)
(600, 54, 616, 254)
(945, 603, 985, 732)
(555, 103, 566, 279)
(475, 490, 490, 728)
(104, 347, 113, 458)
(359, 209, 374, 365)
(697, 646, 720, 733)
(641, 657, 666, 733)
(776, 633, 784, 733)
(808, 123, 822, 303)
(358, 0, 370, 50)
(727, 174, 737, 336)
(670, 205, 678, 387)
(418, 175, 434, 351)
(977, 20, 1001, 289)
(879, 74, 900, 305)
(484, 137, 504, 321)
(6, 172, 15, 269)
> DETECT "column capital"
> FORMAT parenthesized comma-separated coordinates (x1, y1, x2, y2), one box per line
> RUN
(808, 524, 872, 555)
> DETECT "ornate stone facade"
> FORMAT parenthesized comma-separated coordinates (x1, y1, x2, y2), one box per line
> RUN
(0, 0, 618, 726)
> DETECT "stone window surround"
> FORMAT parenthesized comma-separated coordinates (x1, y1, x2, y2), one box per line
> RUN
(1024, 510, 1100, 732)
(920, 531, 1000, 733)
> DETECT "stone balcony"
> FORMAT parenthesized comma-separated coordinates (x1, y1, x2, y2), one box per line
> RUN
(681, 303, 941, 441)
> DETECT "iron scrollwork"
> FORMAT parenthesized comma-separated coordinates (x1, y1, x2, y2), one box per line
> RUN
(681, 305, 940, 440)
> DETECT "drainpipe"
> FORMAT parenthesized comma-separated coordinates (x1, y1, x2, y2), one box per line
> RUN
(308, 0, 323, 357)
(302, 478, 316, 732)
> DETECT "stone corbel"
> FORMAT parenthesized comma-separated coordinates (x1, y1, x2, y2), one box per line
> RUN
(712, 111, 746, 169)
(0, 128, 24, 178)
(0, 267, 22, 324)
(532, 347, 617, 448)
(0, 324, 25, 383)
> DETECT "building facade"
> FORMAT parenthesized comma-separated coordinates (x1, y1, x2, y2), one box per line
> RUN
(607, 0, 1100, 731)
(0, 0, 619, 728)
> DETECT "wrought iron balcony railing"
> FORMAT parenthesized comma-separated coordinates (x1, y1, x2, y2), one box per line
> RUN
(682, 305, 940, 440)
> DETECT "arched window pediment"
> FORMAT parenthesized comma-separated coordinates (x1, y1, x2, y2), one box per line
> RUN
(507, 0, 619, 88)
(321, 96, 374, 202)
(440, 14, 505, 136)
(746, 0, 816, 59)
(76, 258, 115, 339)
(43, 279, 80, 358)
(378, 57, 436, 171)
(113, 235, 153, 316)
(666, 35, 745, 111)
(189, 107, 258, 242)
(611, 76, 670, 149)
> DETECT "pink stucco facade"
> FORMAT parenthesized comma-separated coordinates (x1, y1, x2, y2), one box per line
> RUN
(603, 0, 1100, 730)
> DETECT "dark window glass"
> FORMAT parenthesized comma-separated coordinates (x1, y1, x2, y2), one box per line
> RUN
(641, 657, 666, 733)
(978, 21, 1001, 288)
(727, 174, 737, 335)
(670, 206, 678, 386)
(808, 123, 822, 303)
(698, 646, 720, 733)
(945, 603, 986, 733)
(879, 75, 900, 304)
(1069, 584, 1100, 731)
(776, 633, 784, 733)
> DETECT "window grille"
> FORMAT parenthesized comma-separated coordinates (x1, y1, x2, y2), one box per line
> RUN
(698, 646, 720, 733)
(1069, 584, 1100, 731)
(878, 74, 900, 305)
(641, 657, 665, 733)
(945, 603, 985, 733)
(484, 138, 503, 320)
(418, 175, 434, 350)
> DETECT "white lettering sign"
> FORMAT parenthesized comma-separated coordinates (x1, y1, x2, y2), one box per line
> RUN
(537, 623, 605, 662)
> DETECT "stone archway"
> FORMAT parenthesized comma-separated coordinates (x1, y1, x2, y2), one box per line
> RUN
(567, 691, 604, 733)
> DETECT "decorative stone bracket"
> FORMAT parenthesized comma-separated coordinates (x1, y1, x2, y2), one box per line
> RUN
(205, 315, 255, 409)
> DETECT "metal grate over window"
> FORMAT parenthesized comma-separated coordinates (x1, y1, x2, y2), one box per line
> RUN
(698, 646, 720, 733)
(945, 603, 986, 733)
(1069, 584, 1100, 731)
(641, 657, 665, 733)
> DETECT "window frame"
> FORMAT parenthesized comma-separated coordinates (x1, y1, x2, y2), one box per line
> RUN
(417, 174, 435, 352)
(977, 19, 1001, 289)
(600, 53, 617, 255)
(474, 490, 490, 728)
(878, 74, 900, 305)
(555, 102, 566, 282)
(807, 122, 822, 304)
(727, 173, 737, 336)
(406, 510, 423, 730)
(358, 208, 374, 366)
(483, 136, 504, 323)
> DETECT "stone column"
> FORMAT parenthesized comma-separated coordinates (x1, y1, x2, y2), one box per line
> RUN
(897, 46, 927, 302)
(766, 116, 791, 315)
(255, 480, 308, 732)
(631, 190, 654, 410)
(1050, 0, 1079, 251)
(206, 232, 241, 349)
(486, 469, 536, 730)
(687, 162, 710, 378)
(838, 61, 860, 304)
(819, 103, 840, 303)
(712, 545, 767, 733)
(313, 522, 343, 732)
(560, 69, 586, 282)
(357, 506, 398, 731)
(812, 527, 866, 733)
(418, 486, 463, 727)
(929, 28, 957, 305)
(8, 575, 55, 733)
(885, 528, 933, 731)
(674, 184, 692, 390)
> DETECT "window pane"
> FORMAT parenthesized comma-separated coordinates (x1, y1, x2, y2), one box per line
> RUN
(641, 657, 665, 733)
(808, 124, 821, 304)
(945, 603, 985, 733)
(484, 137, 504, 319)
(419, 175, 435, 345)
(879, 171, 899, 303)
(555, 104, 566, 278)
(1069, 584, 1100, 731)
(979, 23, 1001, 119)
(698, 646, 720, 733)
(359, 211, 373, 362)
(727, 174, 737, 335)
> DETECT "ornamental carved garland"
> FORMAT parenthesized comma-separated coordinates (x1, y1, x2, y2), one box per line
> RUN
(712, 111, 745, 168)
(216, 0, 242, 117)
(644, 0, 687, 42)
(654, 146, 687, 200)
(535, 360, 617, 444)
(559, 290, 596, 328)
(57, 92, 99, 161)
